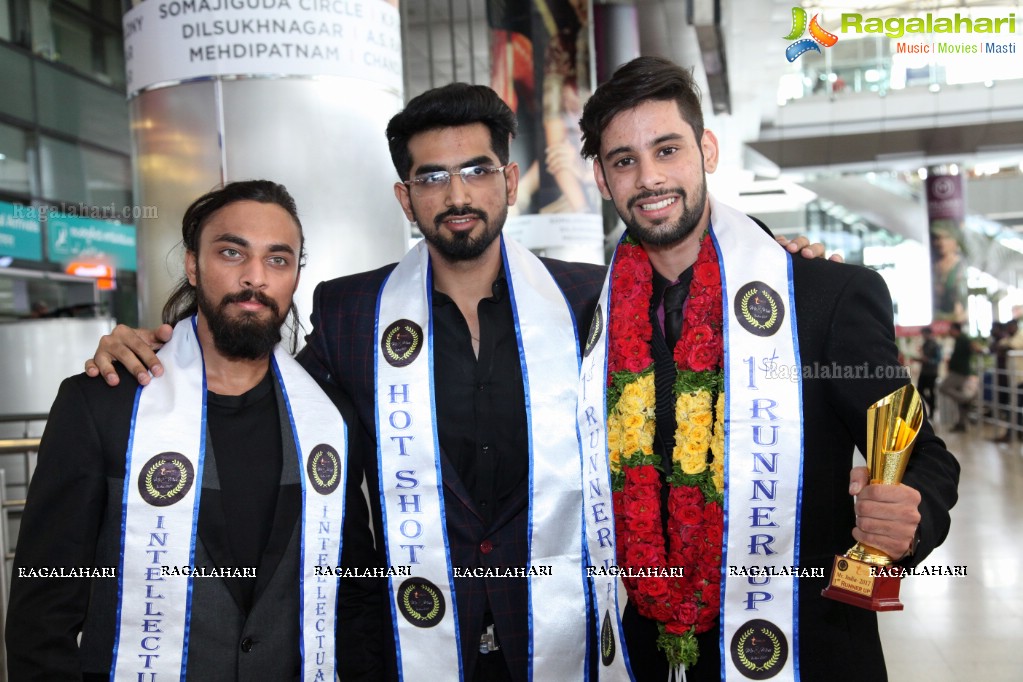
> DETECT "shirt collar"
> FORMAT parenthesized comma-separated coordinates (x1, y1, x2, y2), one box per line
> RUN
(432, 267, 508, 307)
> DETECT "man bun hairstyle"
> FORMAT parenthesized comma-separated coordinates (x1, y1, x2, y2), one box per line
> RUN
(162, 180, 305, 350)
(580, 56, 705, 160)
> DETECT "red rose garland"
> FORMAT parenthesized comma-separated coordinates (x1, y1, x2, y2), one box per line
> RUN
(607, 242, 654, 376)
(607, 232, 725, 669)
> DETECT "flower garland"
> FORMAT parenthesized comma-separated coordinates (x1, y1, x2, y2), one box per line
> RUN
(606, 231, 725, 670)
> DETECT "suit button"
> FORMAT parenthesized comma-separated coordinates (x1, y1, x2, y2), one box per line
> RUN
(479, 540, 493, 555)
(240, 637, 253, 653)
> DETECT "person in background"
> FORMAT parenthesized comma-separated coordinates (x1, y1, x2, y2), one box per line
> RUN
(939, 322, 976, 432)
(915, 326, 942, 416)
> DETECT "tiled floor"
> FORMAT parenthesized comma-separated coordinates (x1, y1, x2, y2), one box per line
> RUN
(879, 422, 1023, 681)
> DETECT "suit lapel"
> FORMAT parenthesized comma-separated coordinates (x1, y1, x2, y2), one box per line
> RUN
(253, 378, 303, 602)
(252, 483, 300, 601)
(438, 446, 483, 524)
(195, 445, 248, 610)
(487, 482, 528, 531)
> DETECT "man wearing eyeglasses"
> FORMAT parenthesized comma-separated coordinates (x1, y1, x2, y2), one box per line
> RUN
(85, 83, 830, 681)
(305, 83, 606, 681)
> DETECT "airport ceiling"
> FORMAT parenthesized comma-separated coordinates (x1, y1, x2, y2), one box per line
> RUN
(400, 1, 1023, 241)
(401, 0, 1021, 161)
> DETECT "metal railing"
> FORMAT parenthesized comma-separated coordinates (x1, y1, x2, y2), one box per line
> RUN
(978, 350, 1023, 442)
(0, 413, 46, 682)
(937, 350, 1023, 443)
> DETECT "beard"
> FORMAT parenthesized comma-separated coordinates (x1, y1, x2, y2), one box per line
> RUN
(196, 271, 287, 360)
(413, 204, 507, 262)
(619, 176, 708, 247)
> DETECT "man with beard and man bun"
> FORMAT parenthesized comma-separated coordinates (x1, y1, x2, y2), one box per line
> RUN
(7, 180, 383, 681)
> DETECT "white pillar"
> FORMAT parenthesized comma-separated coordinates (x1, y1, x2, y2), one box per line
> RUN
(123, 0, 409, 331)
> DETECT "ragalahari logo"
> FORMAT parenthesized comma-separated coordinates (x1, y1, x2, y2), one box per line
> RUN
(784, 7, 839, 61)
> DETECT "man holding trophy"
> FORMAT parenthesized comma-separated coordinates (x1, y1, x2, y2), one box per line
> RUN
(822, 385, 929, 611)
(577, 57, 960, 681)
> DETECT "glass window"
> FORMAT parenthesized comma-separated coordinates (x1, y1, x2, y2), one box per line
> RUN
(101, 29, 124, 89)
(26, 0, 126, 90)
(96, 0, 121, 27)
(6, 0, 32, 48)
(29, 0, 56, 59)
(0, 43, 34, 121)
(36, 60, 130, 153)
(0, 0, 11, 41)
(0, 122, 34, 196)
(50, 6, 93, 74)
(39, 134, 130, 208)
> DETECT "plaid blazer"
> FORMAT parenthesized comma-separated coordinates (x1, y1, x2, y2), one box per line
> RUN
(299, 254, 606, 681)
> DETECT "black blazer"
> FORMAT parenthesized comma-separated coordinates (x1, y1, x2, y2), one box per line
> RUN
(301, 237, 959, 680)
(300, 256, 605, 681)
(6, 364, 384, 681)
(623, 253, 960, 681)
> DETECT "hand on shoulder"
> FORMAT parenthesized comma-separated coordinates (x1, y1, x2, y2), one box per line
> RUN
(84, 323, 173, 386)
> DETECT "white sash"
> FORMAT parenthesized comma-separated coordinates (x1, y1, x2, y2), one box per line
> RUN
(374, 237, 588, 680)
(582, 197, 804, 680)
(501, 237, 587, 680)
(578, 237, 635, 682)
(375, 242, 463, 680)
(112, 317, 348, 681)
(274, 350, 349, 681)
(713, 196, 803, 682)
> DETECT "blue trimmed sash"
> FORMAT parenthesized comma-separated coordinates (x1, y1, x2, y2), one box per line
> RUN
(581, 196, 804, 680)
(578, 237, 635, 681)
(111, 317, 348, 681)
(373, 237, 589, 680)
(712, 197, 803, 682)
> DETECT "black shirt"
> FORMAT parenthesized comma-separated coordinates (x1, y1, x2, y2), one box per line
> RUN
(947, 335, 973, 375)
(206, 371, 282, 609)
(649, 265, 694, 462)
(920, 338, 941, 377)
(432, 276, 527, 528)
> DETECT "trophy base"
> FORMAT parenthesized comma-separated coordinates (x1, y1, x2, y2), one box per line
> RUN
(821, 555, 904, 611)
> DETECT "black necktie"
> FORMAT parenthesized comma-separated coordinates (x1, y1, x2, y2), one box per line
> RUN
(663, 281, 686, 350)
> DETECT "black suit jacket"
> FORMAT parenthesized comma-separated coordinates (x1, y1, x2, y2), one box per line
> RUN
(298, 231, 958, 681)
(6, 364, 383, 681)
(300, 256, 605, 680)
(624, 253, 960, 681)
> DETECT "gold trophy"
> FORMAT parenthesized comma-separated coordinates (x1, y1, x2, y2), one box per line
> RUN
(822, 384, 923, 611)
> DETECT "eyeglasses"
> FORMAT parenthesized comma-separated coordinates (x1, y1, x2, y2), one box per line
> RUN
(403, 165, 507, 194)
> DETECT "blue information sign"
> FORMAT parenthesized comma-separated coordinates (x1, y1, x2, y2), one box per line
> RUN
(46, 214, 137, 271)
(0, 201, 43, 261)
